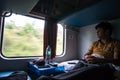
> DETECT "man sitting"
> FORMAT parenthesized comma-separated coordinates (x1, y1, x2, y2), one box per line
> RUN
(37, 21, 120, 80)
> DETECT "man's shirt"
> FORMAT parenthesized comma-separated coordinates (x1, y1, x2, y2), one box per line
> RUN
(88, 39, 120, 59)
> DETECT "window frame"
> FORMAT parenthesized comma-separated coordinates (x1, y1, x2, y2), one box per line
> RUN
(0, 13, 65, 58)
(56, 24, 65, 56)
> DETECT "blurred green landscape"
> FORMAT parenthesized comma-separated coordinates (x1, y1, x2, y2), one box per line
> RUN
(3, 21, 63, 57)
(3, 21, 44, 57)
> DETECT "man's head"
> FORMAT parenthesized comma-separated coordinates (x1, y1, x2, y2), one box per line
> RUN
(95, 21, 113, 39)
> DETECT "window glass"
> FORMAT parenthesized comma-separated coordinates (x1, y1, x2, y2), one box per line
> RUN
(56, 24, 64, 55)
(2, 13, 63, 57)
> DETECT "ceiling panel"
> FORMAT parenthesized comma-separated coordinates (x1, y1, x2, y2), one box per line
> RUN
(60, 0, 120, 27)
(30, 0, 102, 20)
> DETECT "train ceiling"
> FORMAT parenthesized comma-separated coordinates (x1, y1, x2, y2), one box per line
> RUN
(1, 0, 120, 27)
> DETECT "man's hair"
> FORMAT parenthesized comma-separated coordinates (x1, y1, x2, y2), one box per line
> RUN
(95, 21, 113, 35)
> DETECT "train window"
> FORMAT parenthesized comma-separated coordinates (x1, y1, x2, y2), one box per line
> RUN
(2, 13, 64, 57)
(56, 24, 64, 55)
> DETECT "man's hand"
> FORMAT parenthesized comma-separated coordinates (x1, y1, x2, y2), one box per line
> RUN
(85, 55, 101, 64)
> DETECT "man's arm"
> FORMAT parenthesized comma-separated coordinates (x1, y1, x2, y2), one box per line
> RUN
(84, 41, 96, 61)
(84, 40, 120, 64)
(85, 51, 120, 64)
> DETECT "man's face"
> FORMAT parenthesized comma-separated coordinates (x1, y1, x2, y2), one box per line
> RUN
(96, 28, 110, 39)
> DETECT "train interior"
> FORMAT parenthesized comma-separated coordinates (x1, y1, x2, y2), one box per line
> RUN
(0, 0, 120, 80)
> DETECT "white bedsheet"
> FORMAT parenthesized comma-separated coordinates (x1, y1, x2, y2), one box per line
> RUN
(58, 60, 79, 71)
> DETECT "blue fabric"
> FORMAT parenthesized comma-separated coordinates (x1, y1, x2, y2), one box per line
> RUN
(0, 72, 13, 77)
(0, 71, 31, 80)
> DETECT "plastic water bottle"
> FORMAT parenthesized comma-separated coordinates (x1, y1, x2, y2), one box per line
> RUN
(45, 45, 51, 65)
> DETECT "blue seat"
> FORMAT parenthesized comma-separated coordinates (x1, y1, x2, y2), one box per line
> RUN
(0, 71, 31, 80)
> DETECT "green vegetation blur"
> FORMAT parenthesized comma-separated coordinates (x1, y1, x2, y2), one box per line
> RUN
(3, 21, 43, 57)
(3, 21, 63, 57)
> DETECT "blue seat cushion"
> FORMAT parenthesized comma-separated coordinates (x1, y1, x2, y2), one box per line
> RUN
(0, 71, 31, 80)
